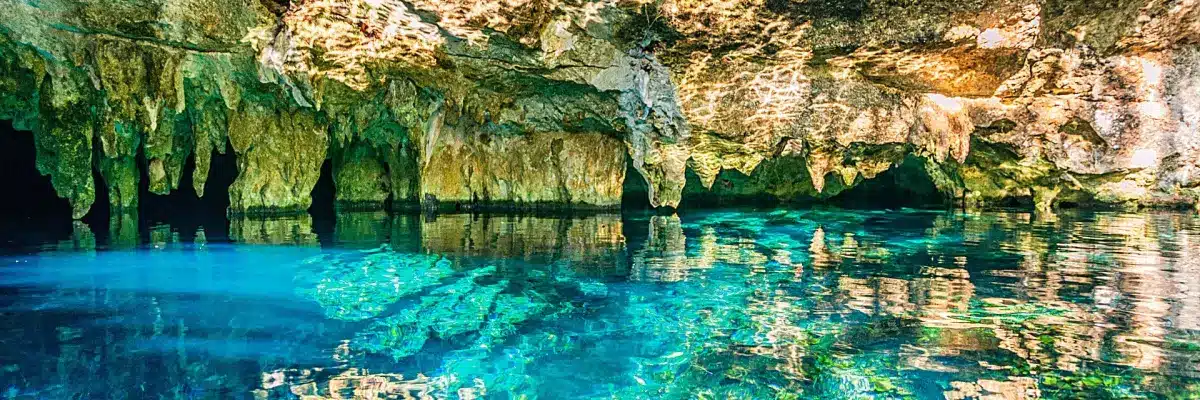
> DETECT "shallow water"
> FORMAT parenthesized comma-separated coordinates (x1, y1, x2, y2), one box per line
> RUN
(1, 209, 1200, 399)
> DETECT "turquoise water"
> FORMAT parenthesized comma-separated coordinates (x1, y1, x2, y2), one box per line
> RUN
(2, 209, 1200, 399)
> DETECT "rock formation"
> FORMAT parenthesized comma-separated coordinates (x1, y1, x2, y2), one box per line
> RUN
(1, 0, 1197, 217)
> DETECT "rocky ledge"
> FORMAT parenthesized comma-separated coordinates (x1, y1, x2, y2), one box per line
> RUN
(1, 0, 1198, 218)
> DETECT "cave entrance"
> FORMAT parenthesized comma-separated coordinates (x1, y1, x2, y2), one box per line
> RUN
(310, 158, 337, 240)
(830, 155, 949, 209)
(0, 121, 78, 246)
(661, 154, 950, 211)
(137, 142, 239, 242)
(621, 156, 653, 210)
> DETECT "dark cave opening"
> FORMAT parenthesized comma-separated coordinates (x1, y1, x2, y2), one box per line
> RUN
(620, 156, 653, 210)
(310, 159, 338, 239)
(829, 155, 950, 210)
(136, 145, 241, 243)
(671, 154, 951, 211)
(677, 166, 780, 209)
(0, 121, 78, 246)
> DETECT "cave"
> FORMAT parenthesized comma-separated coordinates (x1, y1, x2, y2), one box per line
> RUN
(620, 156, 653, 210)
(310, 158, 338, 241)
(2, 1, 1200, 397)
(135, 143, 240, 243)
(0, 121, 78, 246)
(829, 155, 949, 209)
(0, 122, 72, 217)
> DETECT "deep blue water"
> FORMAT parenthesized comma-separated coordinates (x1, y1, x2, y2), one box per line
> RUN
(1, 209, 1200, 399)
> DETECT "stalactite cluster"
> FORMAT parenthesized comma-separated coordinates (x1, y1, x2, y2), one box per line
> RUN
(0, 0, 1197, 218)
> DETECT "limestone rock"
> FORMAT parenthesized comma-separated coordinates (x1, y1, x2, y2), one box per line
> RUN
(35, 68, 96, 219)
(332, 142, 391, 209)
(420, 128, 627, 208)
(1, 0, 1199, 217)
(227, 105, 328, 214)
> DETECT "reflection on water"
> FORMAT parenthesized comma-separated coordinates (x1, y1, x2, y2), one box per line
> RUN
(230, 214, 320, 245)
(1, 209, 1199, 398)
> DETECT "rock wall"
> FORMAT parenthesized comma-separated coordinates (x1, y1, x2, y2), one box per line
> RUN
(420, 127, 627, 208)
(1, 0, 1198, 218)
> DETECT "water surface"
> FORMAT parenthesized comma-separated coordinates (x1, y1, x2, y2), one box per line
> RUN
(2, 209, 1199, 399)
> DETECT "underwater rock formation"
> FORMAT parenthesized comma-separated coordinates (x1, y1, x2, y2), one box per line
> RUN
(297, 247, 455, 321)
(1, 0, 1198, 216)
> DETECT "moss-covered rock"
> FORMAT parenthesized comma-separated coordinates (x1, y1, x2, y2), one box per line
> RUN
(226, 105, 328, 214)
(331, 141, 391, 209)
(34, 69, 96, 219)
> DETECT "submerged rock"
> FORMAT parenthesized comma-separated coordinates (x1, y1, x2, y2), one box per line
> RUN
(0, 0, 1198, 216)
(351, 264, 578, 361)
(296, 246, 454, 321)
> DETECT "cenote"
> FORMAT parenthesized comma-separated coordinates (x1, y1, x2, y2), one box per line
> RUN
(5, 0, 1200, 398)
(2, 208, 1200, 399)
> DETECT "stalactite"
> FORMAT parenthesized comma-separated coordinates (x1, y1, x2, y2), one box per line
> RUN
(1, 0, 1198, 219)
(226, 104, 329, 215)
(34, 70, 97, 219)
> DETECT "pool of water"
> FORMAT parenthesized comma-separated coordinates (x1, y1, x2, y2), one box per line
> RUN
(1, 209, 1199, 399)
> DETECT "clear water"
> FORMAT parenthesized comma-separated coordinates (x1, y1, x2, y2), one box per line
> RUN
(2, 209, 1200, 399)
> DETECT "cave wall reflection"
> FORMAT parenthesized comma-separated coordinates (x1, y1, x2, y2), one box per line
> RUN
(11, 209, 1200, 398)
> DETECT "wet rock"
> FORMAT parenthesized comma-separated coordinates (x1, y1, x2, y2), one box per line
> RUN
(227, 106, 328, 214)
(108, 211, 140, 249)
(34, 69, 96, 219)
(331, 141, 391, 210)
(0, 36, 43, 131)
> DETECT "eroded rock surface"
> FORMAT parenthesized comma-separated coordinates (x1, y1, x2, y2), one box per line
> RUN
(1, 0, 1198, 216)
